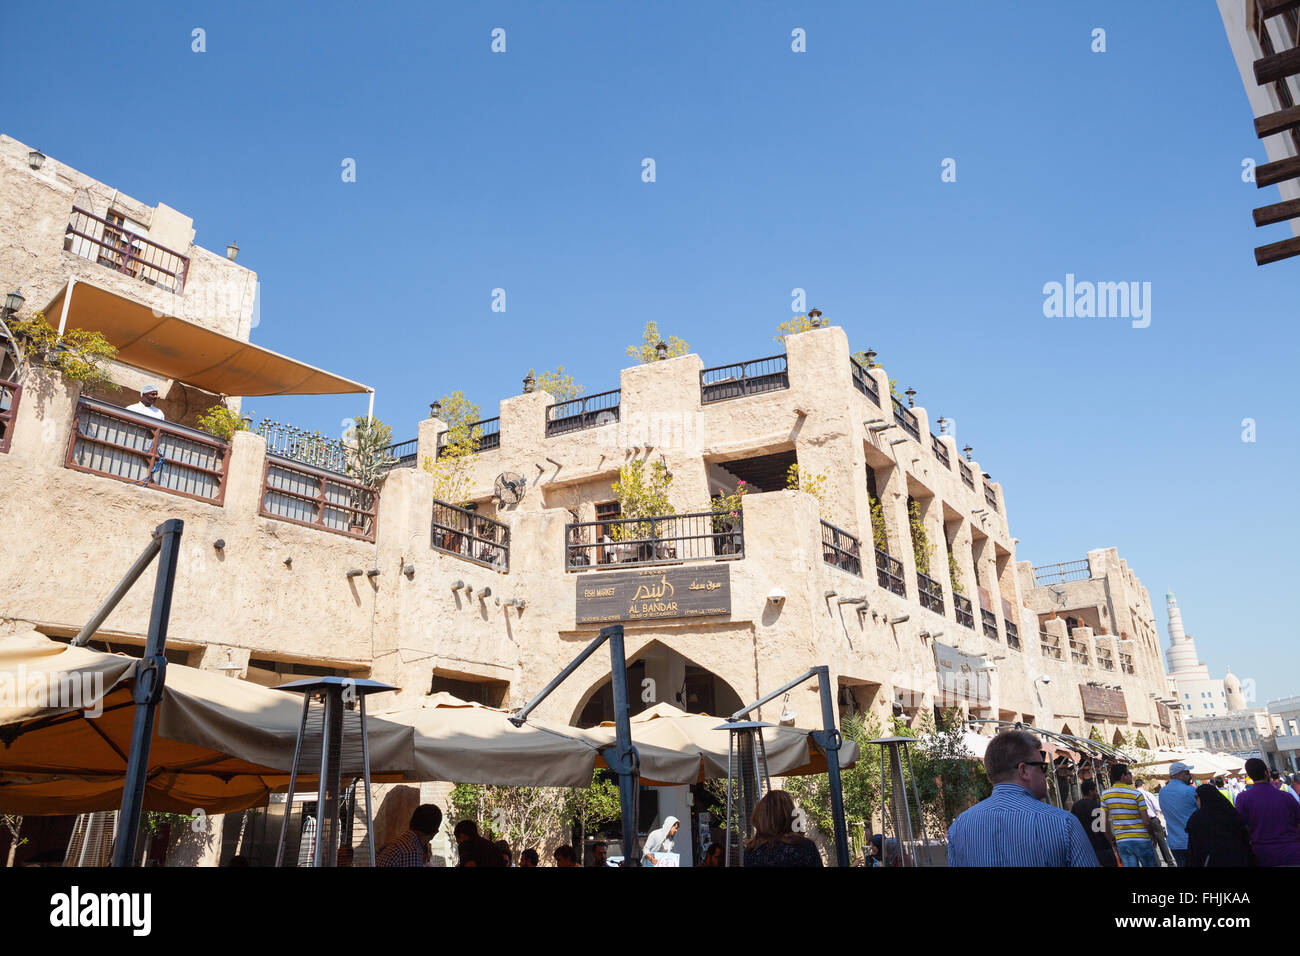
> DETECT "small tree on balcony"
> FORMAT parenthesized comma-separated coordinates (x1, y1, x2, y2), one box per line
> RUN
(851, 349, 901, 402)
(627, 321, 689, 364)
(529, 366, 584, 402)
(908, 498, 935, 578)
(423, 391, 482, 508)
(868, 493, 889, 554)
(196, 404, 252, 442)
(9, 312, 118, 391)
(775, 312, 825, 341)
(611, 458, 675, 541)
(786, 462, 828, 518)
(344, 415, 395, 488)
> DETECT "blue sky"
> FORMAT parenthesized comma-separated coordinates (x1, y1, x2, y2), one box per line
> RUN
(7, 1, 1297, 698)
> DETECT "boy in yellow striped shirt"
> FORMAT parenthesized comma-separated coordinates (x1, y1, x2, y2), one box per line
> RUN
(1101, 764, 1160, 867)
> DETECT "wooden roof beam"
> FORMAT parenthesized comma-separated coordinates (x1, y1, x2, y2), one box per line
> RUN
(1255, 104, 1300, 138)
(1256, 153, 1300, 187)
(1260, 0, 1300, 18)
(1255, 235, 1300, 265)
(1254, 47, 1300, 85)
(1253, 197, 1300, 226)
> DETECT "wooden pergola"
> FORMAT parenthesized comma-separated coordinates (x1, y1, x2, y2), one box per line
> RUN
(1250, 0, 1300, 264)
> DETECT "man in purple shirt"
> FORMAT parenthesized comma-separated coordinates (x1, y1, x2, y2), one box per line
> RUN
(1235, 758, 1300, 867)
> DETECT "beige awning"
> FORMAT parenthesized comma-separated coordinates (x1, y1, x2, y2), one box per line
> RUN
(0, 631, 414, 814)
(43, 280, 368, 397)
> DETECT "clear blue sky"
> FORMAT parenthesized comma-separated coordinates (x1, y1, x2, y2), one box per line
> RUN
(8, 1, 1297, 699)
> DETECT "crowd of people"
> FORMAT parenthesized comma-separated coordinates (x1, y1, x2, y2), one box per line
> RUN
(948, 730, 1300, 867)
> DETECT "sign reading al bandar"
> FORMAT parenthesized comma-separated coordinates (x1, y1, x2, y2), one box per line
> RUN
(575, 566, 731, 625)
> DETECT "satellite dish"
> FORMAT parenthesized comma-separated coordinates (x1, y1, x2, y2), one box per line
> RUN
(494, 472, 526, 506)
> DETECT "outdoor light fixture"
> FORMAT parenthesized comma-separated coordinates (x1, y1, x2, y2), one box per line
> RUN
(864, 348, 877, 365)
(403, 564, 416, 578)
(963, 445, 973, 461)
(522, 372, 535, 393)
(217, 649, 243, 679)
(213, 539, 226, 551)
(225, 241, 239, 261)
(430, 400, 442, 418)
(655, 339, 668, 360)
(778, 693, 797, 726)
(366, 569, 381, 578)
(905, 387, 916, 408)
(346, 569, 364, 578)
(767, 587, 787, 605)
(3, 291, 24, 317)
(27, 149, 44, 170)
(808, 308, 823, 326)
(936, 417, 948, 434)
(1034, 674, 1052, 686)
(450, 580, 465, 591)
(888, 614, 910, 625)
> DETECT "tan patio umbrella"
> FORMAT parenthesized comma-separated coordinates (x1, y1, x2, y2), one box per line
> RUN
(380, 693, 602, 788)
(0, 631, 415, 814)
(575, 702, 860, 783)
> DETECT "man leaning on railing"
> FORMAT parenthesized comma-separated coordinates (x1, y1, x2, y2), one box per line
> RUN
(126, 384, 165, 421)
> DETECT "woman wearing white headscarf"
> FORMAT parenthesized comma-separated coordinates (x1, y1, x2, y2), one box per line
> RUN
(643, 816, 679, 866)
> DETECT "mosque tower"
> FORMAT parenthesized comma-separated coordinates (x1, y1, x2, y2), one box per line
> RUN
(1224, 668, 1247, 712)
(1165, 593, 1209, 679)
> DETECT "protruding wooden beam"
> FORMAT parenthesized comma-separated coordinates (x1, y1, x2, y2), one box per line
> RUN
(1256, 154, 1300, 187)
(1254, 47, 1300, 85)
(1255, 235, 1300, 265)
(1254, 197, 1300, 226)
(1260, 0, 1300, 18)
(1256, 104, 1300, 138)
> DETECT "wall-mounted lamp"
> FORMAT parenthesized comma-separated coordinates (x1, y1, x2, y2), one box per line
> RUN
(807, 308, 823, 326)
(27, 149, 45, 170)
(430, 400, 442, 419)
(905, 387, 916, 408)
(403, 564, 416, 578)
(225, 241, 239, 261)
(2, 290, 24, 319)
(767, 588, 787, 606)
(936, 417, 948, 434)
(213, 539, 226, 551)
(217, 649, 243, 679)
(863, 348, 877, 366)
(963, 445, 973, 461)
(655, 340, 668, 360)
(522, 372, 535, 393)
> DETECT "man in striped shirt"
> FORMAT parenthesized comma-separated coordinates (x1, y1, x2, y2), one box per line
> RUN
(1101, 764, 1159, 867)
(947, 730, 1098, 867)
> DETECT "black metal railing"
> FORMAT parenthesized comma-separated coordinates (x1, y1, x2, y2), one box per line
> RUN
(565, 510, 743, 570)
(546, 391, 619, 437)
(984, 482, 998, 511)
(65, 206, 189, 294)
(256, 420, 348, 474)
(1040, 628, 1063, 660)
(432, 500, 509, 570)
(700, 354, 789, 404)
(959, 459, 975, 490)
(1032, 559, 1091, 587)
(66, 397, 229, 504)
(0, 378, 20, 454)
(437, 417, 501, 456)
(874, 548, 906, 597)
(955, 593, 975, 629)
(381, 438, 419, 470)
(1006, 619, 1021, 651)
(849, 357, 880, 405)
(821, 521, 862, 576)
(981, 608, 999, 641)
(891, 396, 920, 441)
(931, 434, 949, 468)
(917, 571, 944, 614)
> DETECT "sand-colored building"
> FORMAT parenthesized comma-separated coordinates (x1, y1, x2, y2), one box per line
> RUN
(0, 137, 1184, 864)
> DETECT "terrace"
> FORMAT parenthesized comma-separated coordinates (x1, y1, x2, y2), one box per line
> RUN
(565, 510, 743, 571)
(700, 354, 789, 405)
(65, 207, 190, 295)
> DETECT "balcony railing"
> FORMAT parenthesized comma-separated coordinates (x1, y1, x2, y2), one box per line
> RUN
(955, 593, 975, 629)
(257, 420, 349, 474)
(821, 521, 862, 576)
(1040, 628, 1063, 660)
(1069, 639, 1090, 666)
(874, 548, 906, 597)
(65, 207, 189, 294)
(983, 482, 998, 512)
(849, 357, 880, 405)
(432, 500, 509, 570)
(260, 457, 377, 541)
(0, 378, 20, 454)
(547, 391, 619, 436)
(700, 354, 789, 405)
(930, 433, 950, 468)
(959, 459, 975, 490)
(891, 397, 921, 442)
(437, 418, 501, 456)
(917, 571, 944, 614)
(66, 397, 228, 504)
(381, 438, 419, 470)
(565, 510, 742, 570)
(1120, 653, 1135, 675)
(1005, 619, 1020, 651)
(1032, 559, 1091, 587)
(981, 609, 999, 641)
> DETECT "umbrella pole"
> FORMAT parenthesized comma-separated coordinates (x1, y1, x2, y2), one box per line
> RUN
(814, 667, 850, 868)
(360, 696, 377, 868)
(274, 694, 313, 867)
(110, 519, 183, 869)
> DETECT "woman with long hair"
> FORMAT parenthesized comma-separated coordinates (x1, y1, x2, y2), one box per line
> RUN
(742, 790, 823, 867)
(1185, 784, 1254, 867)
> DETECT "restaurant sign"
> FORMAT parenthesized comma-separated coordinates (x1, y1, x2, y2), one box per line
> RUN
(1080, 684, 1128, 720)
(1156, 700, 1171, 730)
(575, 566, 731, 625)
(933, 641, 990, 706)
